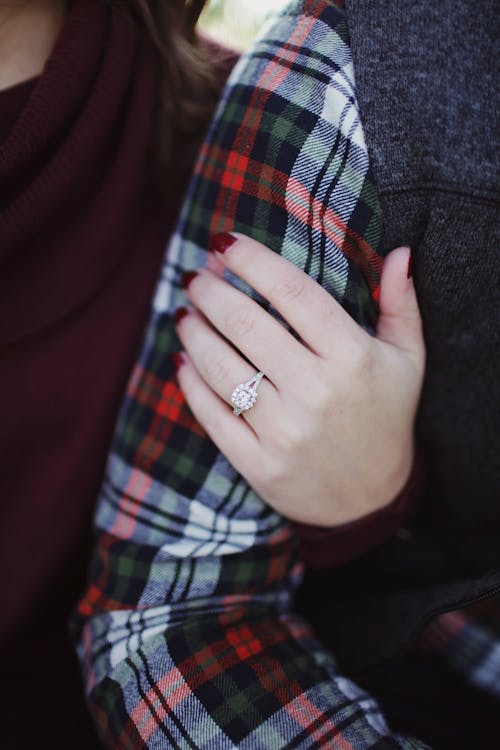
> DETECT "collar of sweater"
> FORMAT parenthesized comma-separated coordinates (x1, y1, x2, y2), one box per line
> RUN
(0, 0, 158, 348)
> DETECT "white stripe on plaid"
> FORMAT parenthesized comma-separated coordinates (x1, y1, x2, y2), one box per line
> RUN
(422, 610, 500, 700)
(98, 453, 287, 557)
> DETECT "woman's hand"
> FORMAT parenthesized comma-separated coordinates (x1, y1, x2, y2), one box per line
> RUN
(174, 233, 425, 527)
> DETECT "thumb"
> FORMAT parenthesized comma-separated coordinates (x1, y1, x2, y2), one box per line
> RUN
(376, 246, 425, 362)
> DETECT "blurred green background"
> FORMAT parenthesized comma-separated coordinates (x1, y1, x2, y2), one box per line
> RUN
(199, 0, 289, 51)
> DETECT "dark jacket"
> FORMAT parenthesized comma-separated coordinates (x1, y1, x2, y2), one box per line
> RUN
(299, 0, 500, 673)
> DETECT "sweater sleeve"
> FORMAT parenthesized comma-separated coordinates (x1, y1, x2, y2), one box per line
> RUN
(294, 449, 425, 568)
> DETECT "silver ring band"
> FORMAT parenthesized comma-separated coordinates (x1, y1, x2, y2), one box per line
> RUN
(231, 371, 265, 416)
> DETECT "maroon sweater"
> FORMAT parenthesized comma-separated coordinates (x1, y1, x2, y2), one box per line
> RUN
(0, 1, 419, 746)
(0, 3, 183, 745)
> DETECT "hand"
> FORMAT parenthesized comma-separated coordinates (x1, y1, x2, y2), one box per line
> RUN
(174, 233, 425, 527)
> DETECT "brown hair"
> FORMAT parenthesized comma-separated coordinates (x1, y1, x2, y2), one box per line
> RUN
(118, 0, 222, 180)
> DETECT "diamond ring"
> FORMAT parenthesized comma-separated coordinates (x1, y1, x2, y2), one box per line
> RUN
(231, 371, 265, 416)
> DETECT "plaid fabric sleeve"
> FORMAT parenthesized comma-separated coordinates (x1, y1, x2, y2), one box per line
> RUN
(75, 1, 430, 747)
(416, 597, 500, 700)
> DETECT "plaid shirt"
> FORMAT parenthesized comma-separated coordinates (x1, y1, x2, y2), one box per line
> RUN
(75, 1, 498, 747)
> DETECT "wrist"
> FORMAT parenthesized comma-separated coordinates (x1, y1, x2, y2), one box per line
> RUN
(376, 437, 416, 512)
(295, 448, 425, 568)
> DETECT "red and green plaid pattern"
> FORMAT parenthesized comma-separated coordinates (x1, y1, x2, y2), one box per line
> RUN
(417, 601, 500, 700)
(75, 0, 498, 746)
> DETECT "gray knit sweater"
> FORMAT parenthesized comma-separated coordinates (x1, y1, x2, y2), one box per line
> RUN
(299, 0, 500, 672)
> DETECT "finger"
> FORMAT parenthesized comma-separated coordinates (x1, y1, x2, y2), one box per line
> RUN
(208, 232, 365, 358)
(175, 307, 281, 432)
(182, 270, 313, 390)
(376, 246, 425, 370)
(174, 352, 262, 477)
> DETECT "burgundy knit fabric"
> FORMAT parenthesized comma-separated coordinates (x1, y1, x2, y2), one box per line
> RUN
(0, 1, 186, 745)
(0, 0, 170, 640)
(0, 78, 35, 142)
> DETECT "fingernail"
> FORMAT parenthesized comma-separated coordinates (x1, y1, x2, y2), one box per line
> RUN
(172, 352, 185, 372)
(407, 249, 413, 279)
(209, 232, 237, 254)
(181, 271, 198, 290)
(174, 307, 189, 325)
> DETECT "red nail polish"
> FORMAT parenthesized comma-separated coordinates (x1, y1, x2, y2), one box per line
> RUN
(172, 352, 185, 372)
(209, 232, 237, 254)
(174, 307, 189, 325)
(181, 271, 198, 290)
(407, 250, 413, 279)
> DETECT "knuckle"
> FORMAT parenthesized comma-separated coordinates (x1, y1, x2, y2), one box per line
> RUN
(261, 452, 289, 488)
(204, 357, 230, 387)
(225, 308, 255, 339)
(307, 380, 332, 412)
(297, 363, 332, 410)
(271, 420, 306, 454)
(347, 340, 374, 373)
(272, 273, 306, 303)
